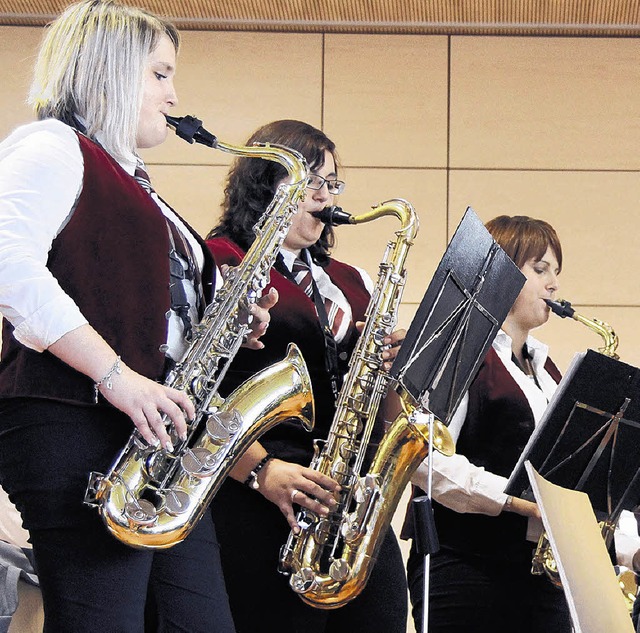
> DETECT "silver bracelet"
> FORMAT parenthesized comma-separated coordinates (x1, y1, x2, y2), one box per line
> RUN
(94, 355, 122, 404)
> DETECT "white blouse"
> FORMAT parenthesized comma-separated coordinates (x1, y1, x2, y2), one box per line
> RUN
(0, 118, 213, 362)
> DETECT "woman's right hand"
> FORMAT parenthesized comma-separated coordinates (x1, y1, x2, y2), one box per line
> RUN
(256, 458, 341, 532)
(504, 496, 541, 519)
(97, 363, 195, 451)
(48, 324, 195, 451)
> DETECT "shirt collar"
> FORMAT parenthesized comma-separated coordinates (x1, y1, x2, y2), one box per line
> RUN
(494, 329, 550, 370)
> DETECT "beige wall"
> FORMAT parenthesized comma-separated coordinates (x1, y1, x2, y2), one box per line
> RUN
(2, 24, 640, 631)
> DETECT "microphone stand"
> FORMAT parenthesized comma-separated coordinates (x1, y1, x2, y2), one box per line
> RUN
(412, 411, 440, 633)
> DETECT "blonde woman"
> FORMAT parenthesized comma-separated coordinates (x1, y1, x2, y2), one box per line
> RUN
(0, 2, 271, 630)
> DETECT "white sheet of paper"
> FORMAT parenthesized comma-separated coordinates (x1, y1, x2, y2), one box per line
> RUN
(526, 461, 634, 633)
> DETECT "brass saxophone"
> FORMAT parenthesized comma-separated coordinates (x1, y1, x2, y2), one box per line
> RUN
(278, 200, 455, 608)
(85, 115, 314, 549)
(531, 298, 619, 586)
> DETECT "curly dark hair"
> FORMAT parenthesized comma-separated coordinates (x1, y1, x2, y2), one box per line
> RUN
(207, 119, 339, 266)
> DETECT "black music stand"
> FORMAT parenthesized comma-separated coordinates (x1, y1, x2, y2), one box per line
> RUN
(507, 350, 640, 524)
(390, 207, 525, 633)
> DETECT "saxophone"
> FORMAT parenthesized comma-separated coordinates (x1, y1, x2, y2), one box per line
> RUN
(531, 298, 619, 586)
(85, 115, 314, 549)
(278, 200, 455, 608)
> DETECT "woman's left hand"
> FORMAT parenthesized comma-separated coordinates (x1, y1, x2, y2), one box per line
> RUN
(244, 286, 278, 350)
(381, 327, 406, 371)
(219, 263, 278, 351)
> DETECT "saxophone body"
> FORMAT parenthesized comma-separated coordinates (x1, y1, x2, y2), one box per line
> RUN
(531, 298, 619, 585)
(278, 199, 454, 608)
(85, 115, 314, 549)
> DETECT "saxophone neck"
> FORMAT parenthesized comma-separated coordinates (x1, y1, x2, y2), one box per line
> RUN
(165, 114, 309, 186)
(352, 199, 419, 242)
(314, 199, 419, 241)
(545, 298, 619, 359)
(572, 313, 619, 359)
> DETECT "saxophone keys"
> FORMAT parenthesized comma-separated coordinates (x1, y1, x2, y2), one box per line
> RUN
(124, 499, 157, 528)
(164, 488, 191, 516)
(290, 567, 316, 594)
(181, 447, 219, 477)
(313, 519, 332, 544)
(328, 558, 351, 583)
(205, 410, 242, 445)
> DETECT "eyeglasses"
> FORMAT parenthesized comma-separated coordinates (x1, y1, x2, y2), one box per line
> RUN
(306, 174, 346, 195)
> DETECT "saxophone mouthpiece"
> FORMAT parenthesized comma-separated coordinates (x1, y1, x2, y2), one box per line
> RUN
(311, 205, 355, 226)
(544, 298, 575, 319)
(165, 114, 218, 148)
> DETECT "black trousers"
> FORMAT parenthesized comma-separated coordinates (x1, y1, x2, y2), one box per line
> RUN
(0, 398, 235, 633)
(212, 477, 408, 633)
(407, 541, 572, 633)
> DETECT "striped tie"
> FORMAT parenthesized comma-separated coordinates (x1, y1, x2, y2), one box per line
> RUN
(292, 257, 346, 338)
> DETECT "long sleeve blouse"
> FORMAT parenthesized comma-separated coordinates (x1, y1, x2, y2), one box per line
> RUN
(412, 330, 557, 517)
(0, 118, 210, 361)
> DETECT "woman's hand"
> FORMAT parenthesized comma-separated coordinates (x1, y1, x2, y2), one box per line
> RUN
(503, 496, 541, 519)
(244, 286, 278, 350)
(97, 363, 195, 451)
(257, 459, 341, 532)
(381, 327, 406, 371)
(48, 324, 195, 451)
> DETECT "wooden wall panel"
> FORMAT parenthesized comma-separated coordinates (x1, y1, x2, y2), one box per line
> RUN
(149, 163, 228, 236)
(143, 30, 324, 165)
(324, 34, 449, 168)
(331, 166, 448, 307)
(449, 170, 640, 306)
(450, 37, 640, 169)
(0, 26, 40, 138)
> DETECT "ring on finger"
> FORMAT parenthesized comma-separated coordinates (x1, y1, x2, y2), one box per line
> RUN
(291, 488, 300, 503)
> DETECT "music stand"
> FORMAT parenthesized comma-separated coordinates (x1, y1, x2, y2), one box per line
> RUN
(390, 207, 525, 633)
(507, 349, 640, 526)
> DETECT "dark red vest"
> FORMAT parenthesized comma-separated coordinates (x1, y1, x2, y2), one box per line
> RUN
(404, 346, 561, 561)
(0, 131, 215, 405)
(206, 236, 371, 465)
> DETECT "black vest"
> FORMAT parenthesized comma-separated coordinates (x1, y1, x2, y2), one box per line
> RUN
(404, 346, 561, 562)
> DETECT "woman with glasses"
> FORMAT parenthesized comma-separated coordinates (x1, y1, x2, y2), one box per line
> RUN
(205, 119, 408, 632)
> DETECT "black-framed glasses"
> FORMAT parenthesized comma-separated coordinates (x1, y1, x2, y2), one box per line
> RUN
(306, 174, 346, 195)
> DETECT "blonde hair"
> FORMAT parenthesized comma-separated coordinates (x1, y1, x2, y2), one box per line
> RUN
(29, 0, 179, 162)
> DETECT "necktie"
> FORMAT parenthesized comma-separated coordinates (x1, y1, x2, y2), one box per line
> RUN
(292, 257, 346, 339)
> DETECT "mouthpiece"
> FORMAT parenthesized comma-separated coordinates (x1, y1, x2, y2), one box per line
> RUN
(311, 205, 355, 226)
(165, 115, 218, 148)
(544, 298, 575, 319)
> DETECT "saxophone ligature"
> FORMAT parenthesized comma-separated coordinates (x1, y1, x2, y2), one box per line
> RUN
(85, 115, 314, 549)
(530, 297, 619, 586)
(278, 201, 455, 608)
